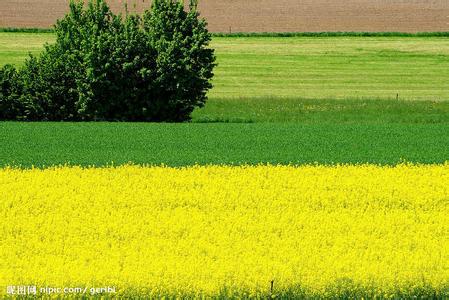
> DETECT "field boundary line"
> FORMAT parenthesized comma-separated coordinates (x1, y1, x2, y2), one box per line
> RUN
(3, 28, 449, 37)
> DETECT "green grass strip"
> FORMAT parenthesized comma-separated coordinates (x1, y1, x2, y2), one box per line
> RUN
(193, 98, 449, 124)
(0, 27, 54, 33)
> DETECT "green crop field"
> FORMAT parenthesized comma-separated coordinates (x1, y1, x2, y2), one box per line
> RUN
(1, 122, 449, 167)
(1, 33, 449, 101)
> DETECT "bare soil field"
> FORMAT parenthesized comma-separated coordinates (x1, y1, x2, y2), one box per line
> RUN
(1, 0, 449, 32)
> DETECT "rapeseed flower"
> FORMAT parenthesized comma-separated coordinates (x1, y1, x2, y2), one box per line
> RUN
(0, 164, 448, 297)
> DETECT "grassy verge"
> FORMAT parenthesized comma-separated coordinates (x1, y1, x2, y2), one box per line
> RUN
(1, 122, 448, 167)
(2, 33, 449, 101)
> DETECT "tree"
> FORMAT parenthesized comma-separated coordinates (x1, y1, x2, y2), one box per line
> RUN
(0, 0, 216, 122)
(143, 0, 215, 121)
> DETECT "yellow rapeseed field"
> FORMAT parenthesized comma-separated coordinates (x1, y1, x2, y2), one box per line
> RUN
(0, 164, 448, 297)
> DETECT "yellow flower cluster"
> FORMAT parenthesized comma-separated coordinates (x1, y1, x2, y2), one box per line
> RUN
(0, 164, 448, 297)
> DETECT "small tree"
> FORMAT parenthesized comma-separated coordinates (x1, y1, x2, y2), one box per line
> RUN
(0, 0, 216, 122)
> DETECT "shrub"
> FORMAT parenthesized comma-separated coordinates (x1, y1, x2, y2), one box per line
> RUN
(0, 64, 25, 120)
(0, 0, 216, 122)
(17, 50, 80, 121)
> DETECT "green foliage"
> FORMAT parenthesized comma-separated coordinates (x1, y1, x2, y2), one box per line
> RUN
(0, 64, 25, 119)
(16, 49, 80, 120)
(140, 0, 216, 121)
(54, 0, 154, 121)
(0, 0, 215, 121)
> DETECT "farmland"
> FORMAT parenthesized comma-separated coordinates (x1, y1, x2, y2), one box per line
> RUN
(1, 164, 449, 298)
(2, 33, 449, 101)
(1, 0, 449, 32)
(1, 7, 449, 297)
(1, 122, 449, 167)
(211, 36, 449, 101)
(1, 32, 449, 168)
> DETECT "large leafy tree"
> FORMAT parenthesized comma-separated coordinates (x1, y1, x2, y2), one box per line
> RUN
(0, 0, 216, 122)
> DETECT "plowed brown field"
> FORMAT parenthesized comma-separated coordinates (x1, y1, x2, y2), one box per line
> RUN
(1, 0, 449, 32)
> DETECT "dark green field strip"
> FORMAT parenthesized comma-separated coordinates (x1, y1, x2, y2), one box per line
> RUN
(0, 28, 55, 33)
(0, 122, 448, 167)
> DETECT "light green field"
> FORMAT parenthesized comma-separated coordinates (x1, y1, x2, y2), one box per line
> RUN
(212, 37, 449, 101)
(1, 33, 449, 101)
(0, 32, 54, 66)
